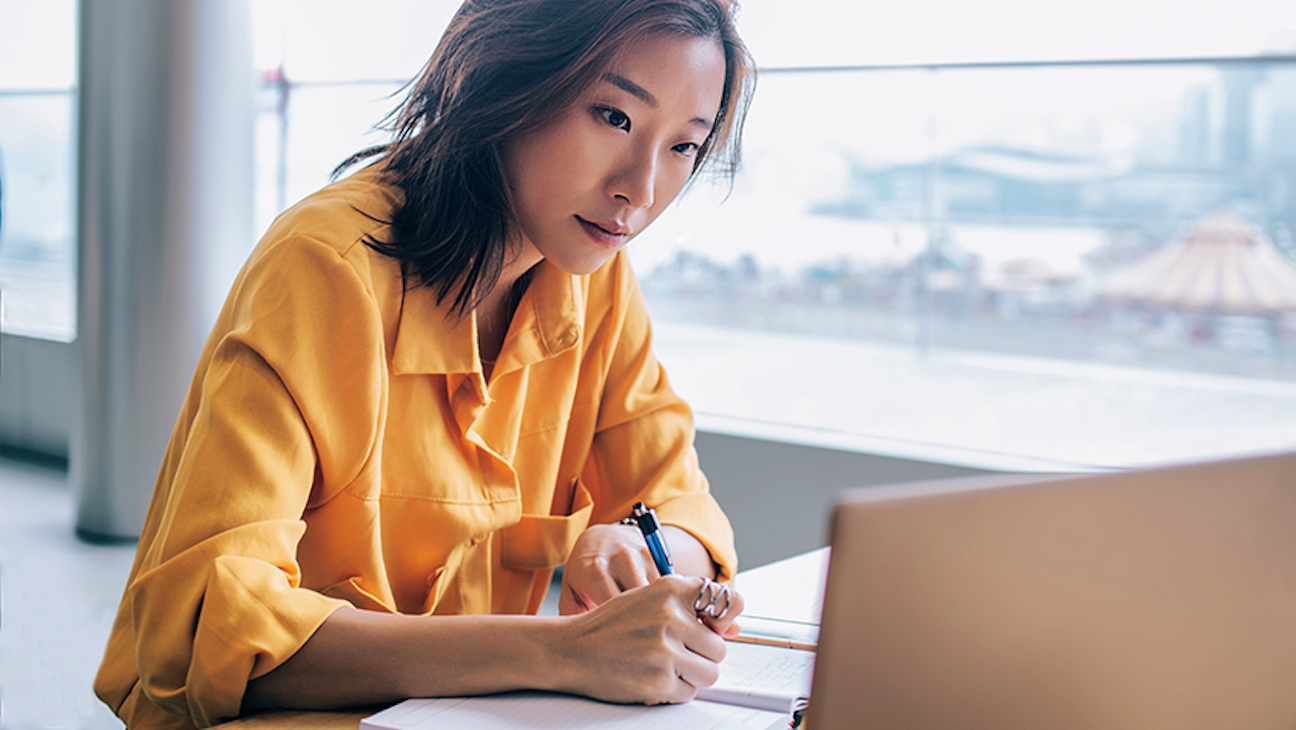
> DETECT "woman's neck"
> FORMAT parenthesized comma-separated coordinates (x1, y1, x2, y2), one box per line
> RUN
(475, 248, 543, 377)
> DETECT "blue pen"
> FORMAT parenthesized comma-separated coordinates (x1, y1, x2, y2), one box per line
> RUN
(632, 502, 674, 576)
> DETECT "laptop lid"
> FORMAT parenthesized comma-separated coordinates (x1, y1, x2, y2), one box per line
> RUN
(807, 450, 1296, 730)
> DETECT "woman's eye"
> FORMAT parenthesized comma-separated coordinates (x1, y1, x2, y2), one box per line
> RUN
(673, 142, 700, 157)
(598, 107, 631, 132)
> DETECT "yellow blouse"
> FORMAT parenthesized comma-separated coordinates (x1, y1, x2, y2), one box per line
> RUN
(94, 166, 737, 729)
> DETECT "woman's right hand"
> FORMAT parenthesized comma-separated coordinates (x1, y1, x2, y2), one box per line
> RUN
(545, 574, 744, 705)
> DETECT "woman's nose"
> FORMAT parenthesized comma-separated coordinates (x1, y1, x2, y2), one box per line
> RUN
(607, 150, 657, 210)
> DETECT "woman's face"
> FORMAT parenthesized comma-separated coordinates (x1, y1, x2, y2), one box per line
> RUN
(504, 32, 727, 276)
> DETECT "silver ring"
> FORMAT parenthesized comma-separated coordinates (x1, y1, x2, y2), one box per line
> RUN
(693, 578, 731, 619)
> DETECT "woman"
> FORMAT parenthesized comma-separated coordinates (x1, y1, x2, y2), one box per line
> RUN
(95, 0, 756, 727)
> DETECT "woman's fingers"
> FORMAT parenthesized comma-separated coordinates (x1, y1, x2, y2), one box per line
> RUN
(560, 583, 597, 615)
(693, 577, 745, 637)
(553, 574, 740, 705)
(559, 524, 656, 614)
(604, 542, 654, 591)
(666, 647, 722, 700)
(680, 616, 727, 664)
(560, 562, 618, 614)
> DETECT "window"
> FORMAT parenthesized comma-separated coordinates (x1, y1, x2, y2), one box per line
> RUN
(0, 0, 77, 341)
(256, 1, 1296, 471)
(635, 58, 1296, 470)
(251, 0, 457, 236)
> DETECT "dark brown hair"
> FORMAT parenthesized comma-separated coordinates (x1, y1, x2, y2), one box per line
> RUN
(339, 0, 756, 316)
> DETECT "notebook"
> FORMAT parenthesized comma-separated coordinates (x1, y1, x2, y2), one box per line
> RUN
(730, 547, 828, 652)
(360, 637, 813, 730)
(807, 449, 1296, 729)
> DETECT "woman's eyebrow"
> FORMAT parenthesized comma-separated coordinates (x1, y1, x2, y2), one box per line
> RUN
(600, 72, 714, 130)
(602, 73, 657, 107)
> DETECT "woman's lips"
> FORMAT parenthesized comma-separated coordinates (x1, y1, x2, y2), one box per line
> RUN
(577, 217, 630, 249)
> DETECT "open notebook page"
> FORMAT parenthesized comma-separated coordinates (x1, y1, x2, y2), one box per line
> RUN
(360, 693, 788, 730)
(696, 640, 815, 713)
(361, 642, 812, 730)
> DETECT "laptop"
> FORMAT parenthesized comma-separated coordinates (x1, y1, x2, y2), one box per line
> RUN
(806, 450, 1296, 729)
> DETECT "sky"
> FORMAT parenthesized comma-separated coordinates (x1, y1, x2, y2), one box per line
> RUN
(248, 0, 1296, 83)
(3, 0, 1293, 88)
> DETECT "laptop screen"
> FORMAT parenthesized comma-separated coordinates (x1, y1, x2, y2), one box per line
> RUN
(808, 451, 1296, 729)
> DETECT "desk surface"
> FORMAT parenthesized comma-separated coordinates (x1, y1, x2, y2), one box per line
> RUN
(220, 550, 826, 729)
(223, 711, 366, 730)
(736, 547, 829, 625)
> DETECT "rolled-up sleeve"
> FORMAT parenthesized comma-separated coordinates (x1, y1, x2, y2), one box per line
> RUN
(586, 256, 738, 581)
(97, 237, 385, 726)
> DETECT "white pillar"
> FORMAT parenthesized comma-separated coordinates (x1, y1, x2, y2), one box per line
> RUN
(74, 0, 254, 540)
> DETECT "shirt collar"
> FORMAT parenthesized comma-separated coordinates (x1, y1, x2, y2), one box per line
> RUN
(391, 260, 584, 377)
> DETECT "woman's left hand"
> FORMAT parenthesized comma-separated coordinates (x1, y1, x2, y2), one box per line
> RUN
(561, 521, 730, 616)
(559, 523, 655, 614)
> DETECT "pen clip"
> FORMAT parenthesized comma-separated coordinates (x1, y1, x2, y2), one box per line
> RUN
(632, 502, 674, 576)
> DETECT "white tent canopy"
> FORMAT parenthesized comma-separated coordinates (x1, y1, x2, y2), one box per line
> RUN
(1101, 210, 1296, 314)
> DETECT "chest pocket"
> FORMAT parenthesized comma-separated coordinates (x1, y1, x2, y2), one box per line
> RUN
(499, 478, 594, 571)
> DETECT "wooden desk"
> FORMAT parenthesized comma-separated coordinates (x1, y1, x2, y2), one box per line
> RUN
(220, 550, 826, 729)
(223, 711, 366, 730)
